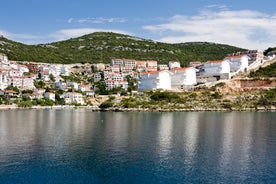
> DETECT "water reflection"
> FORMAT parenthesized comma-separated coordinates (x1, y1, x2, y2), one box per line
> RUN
(0, 110, 275, 183)
(157, 113, 173, 157)
(183, 113, 199, 160)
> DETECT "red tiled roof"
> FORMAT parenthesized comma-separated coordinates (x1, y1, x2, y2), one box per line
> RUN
(205, 60, 224, 64)
(170, 67, 189, 71)
(225, 55, 243, 59)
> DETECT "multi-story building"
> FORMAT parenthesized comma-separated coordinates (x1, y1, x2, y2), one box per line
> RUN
(93, 73, 102, 82)
(158, 64, 169, 71)
(170, 67, 197, 89)
(25, 62, 39, 73)
(0, 53, 9, 67)
(8, 76, 35, 90)
(200, 60, 231, 80)
(64, 92, 84, 105)
(111, 58, 125, 66)
(224, 55, 249, 73)
(228, 50, 264, 64)
(124, 59, 137, 69)
(169, 61, 181, 69)
(44, 92, 55, 101)
(104, 80, 128, 91)
(138, 70, 172, 91)
(146, 60, 158, 71)
(0, 71, 8, 90)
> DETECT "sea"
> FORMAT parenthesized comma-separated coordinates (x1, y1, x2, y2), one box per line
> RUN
(0, 109, 275, 183)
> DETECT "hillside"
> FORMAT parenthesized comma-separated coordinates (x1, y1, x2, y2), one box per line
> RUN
(0, 32, 245, 65)
(249, 60, 276, 78)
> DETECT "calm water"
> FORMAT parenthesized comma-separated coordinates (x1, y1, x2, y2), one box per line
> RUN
(0, 110, 275, 183)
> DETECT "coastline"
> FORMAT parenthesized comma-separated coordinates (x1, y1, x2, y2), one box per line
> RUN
(0, 104, 275, 112)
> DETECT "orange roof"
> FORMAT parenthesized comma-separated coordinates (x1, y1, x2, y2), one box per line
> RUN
(225, 55, 243, 59)
(3, 90, 17, 93)
(141, 70, 172, 75)
(170, 67, 189, 71)
(205, 60, 224, 64)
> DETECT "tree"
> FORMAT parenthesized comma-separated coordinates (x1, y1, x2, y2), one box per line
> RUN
(49, 73, 55, 81)
(34, 80, 46, 88)
(126, 75, 137, 92)
(6, 86, 19, 93)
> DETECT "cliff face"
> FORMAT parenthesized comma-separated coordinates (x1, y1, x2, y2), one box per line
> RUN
(225, 79, 276, 92)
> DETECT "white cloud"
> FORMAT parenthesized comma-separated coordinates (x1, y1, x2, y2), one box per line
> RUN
(143, 8, 276, 49)
(66, 17, 127, 24)
(0, 29, 41, 44)
(67, 18, 74, 23)
(49, 28, 131, 41)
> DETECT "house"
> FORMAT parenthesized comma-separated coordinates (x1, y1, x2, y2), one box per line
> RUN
(44, 92, 55, 101)
(64, 92, 84, 105)
(104, 80, 128, 90)
(111, 58, 125, 66)
(224, 55, 249, 73)
(25, 62, 39, 73)
(18, 65, 30, 74)
(78, 84, 89, 92)
(55, 81, 67, 90)
(146, 60, 158, 68)
(60, 65, 70, 76)
(34, 88, 46, 95)
(93, 73, 102, 82)
(158, 64, 169, 71)
(0, 72, 8, 90)
(0, 54, 9, 67)
(170, 67, 197, 89)
(67, 81, 78, 90)
(123, 59, 137, 69)
(138, 70, 172, 91)
(30, 92, 43, 99)
(0, 90, 18, 97)
(169, 61, 181, 69)
(92, 63, 105, 72)
(228, 50, 263, 64)
(110, 65, 120, 73)
(202, 60, 230, 78)
(8, 76, 35, 90)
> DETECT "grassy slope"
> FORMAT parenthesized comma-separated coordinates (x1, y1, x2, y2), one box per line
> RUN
(0, 32, 245, 66)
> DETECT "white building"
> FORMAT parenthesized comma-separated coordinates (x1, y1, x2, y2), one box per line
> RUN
(202, 60, 230, 76)
(111, 58, 125, 66)
(169, 61, 181, 69)
(44, 92, 55, 101)
(93, 73, 102, 82)
(105, 80, 128, 90)
(60, 65, 70, 76)
(78, 84, 89, 92)
(228, 50, 264, 64)
(0, 72, 8, 90)
(55, 81, 67, 90)
(64, 92, 84, 105)
(8, 76, 35, 90)
(224, 55, 249, 72)
(138, 70, 172, 91)
(170, 67, 197, 89)
(0, 54, 9, 67)
(158, 64, 169, 71)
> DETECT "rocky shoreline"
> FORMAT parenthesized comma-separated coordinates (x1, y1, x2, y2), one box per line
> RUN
(0, 104, 275, 112)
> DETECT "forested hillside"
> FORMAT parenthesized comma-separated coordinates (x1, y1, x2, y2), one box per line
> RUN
(0, 32, 245, 66)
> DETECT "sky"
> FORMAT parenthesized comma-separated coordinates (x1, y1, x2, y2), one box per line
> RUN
(0, 0, 275, 50)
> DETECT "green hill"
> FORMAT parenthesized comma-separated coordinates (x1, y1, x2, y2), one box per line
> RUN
(249, 61, 276, 78)
(0, 32, 245, 66)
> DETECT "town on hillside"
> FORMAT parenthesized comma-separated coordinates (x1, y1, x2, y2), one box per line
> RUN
(0, 49, 274, 108)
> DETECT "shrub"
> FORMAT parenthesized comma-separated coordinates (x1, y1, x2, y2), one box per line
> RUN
(99, 101, 114, 109)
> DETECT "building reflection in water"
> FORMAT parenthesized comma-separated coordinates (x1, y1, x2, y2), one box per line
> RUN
(157, 113, 173, 157)
(183, 113, 199, 164)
